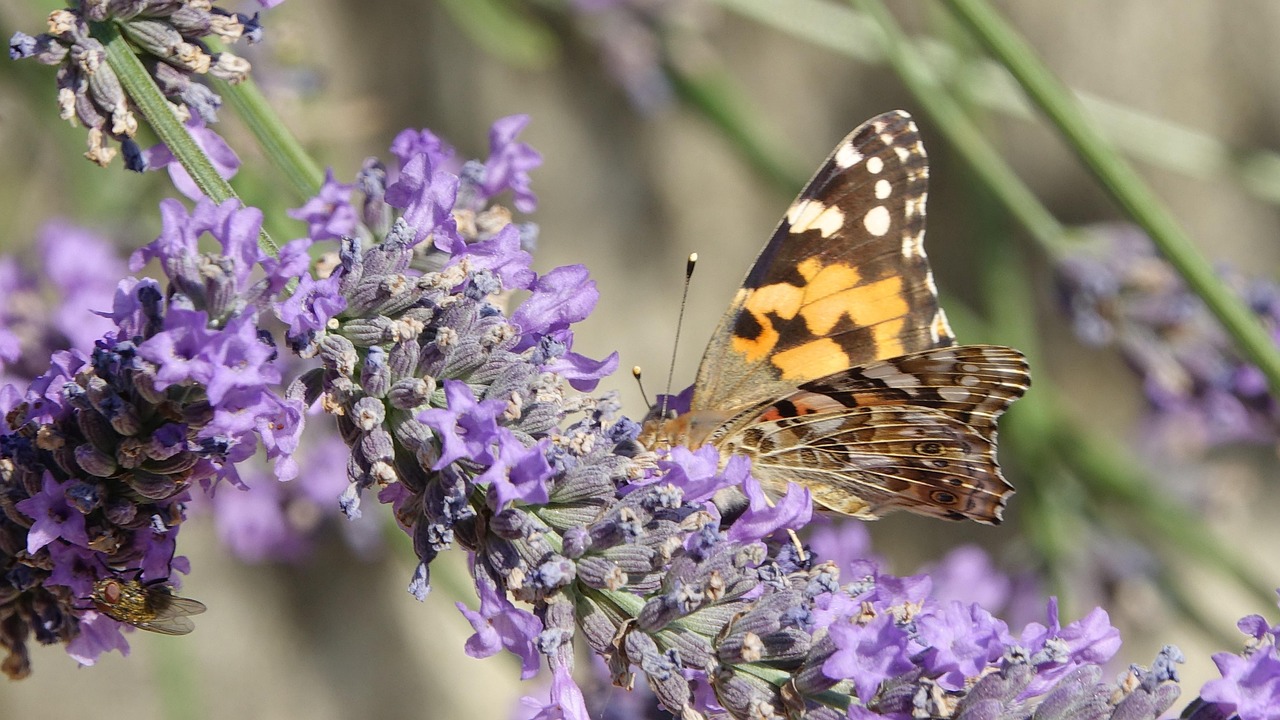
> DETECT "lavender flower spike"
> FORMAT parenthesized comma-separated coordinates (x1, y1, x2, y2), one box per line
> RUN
(0, 196, 304, 675)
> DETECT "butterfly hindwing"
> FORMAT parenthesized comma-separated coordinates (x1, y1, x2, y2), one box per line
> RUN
(795, 345, 1030, 433)
(722, 405, 1011, 523)
(693, 111, 954, 416)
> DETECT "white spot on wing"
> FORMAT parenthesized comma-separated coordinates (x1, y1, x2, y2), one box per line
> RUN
(863, 206, 891, 236)
(807, 417, 848, 436)
(835, 143, 863, 169)
(875, 179, 891, 200)
(866, 157, 884, 175)
(932, 310, 954, 343)
(938, 387, 971, 402)
(902, 232, 925, 259)
(788, 200, 846, 238)
(906, 194, 926, 219)
(862, 363, 920, 390)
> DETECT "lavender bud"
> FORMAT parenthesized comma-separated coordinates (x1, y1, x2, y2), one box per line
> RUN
(955, 700, 1002, 720)
(127, 470, 179, 500)
(387, 338, 420, 381)
(209, 52, 250, 84)
(342, 317, 397, 346)
(208, 10, 246, 40)
(1032, 665, 1107, 720)
(387, 377, 433, 410)
(118, 19, 185, 60)
(319, 334, 358, 377)
(350, 396, 386, 432)
(576, 557, 625, 591)
(548, 463, 613, 505)
(64, 481, 102, 514)
(168, 5, 214, 35)
(624, 631, 692, 714)
(490, 508, 535, 539)
(360, 346, 391, 397)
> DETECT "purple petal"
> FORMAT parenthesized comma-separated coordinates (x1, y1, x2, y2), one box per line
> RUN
(726, 475, 812, 544)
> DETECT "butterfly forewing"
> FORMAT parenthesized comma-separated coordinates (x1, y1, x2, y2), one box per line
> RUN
(693, 111, 953, 415)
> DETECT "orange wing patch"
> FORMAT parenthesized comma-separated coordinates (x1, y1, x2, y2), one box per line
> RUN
(730, 256, 910, 377)
(772, 338, 848, 378)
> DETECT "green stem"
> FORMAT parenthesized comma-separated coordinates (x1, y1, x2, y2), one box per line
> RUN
(716, 0, 1280, 207)
(204, 39, 324, 200)
(96, 22, 277, 254)
(97, 22, 237, 204)
(1053, 418, 1276, 611)
(943, 0, 1280, 402)
(852, 0, 1068, 255)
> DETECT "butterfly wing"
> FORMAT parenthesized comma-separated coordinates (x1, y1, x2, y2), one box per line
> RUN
(794, 345, 1031, 433)
(721, 345, 1029, 523)
(722, 405, 1012, 523)
(692, 111, 953, 417)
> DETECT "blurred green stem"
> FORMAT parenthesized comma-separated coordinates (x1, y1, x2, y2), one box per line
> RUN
(716, 0, 1280, 206)
(97, 23, 277, 254)
(943, 0, 1280, 402)
(851, 0, 1069, 256)
(97, 24, 235, 203)
(205, 38, 324, 200)
(1053, 417, 1277, 610)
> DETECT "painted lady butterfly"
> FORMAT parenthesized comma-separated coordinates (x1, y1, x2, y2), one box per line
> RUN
(641, 111, 1030, 524)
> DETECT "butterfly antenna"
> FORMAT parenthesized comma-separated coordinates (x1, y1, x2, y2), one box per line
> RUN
(660, 253, 698, 418)
(632, 366, 651, 409)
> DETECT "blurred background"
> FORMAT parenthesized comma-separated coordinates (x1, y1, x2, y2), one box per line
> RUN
(3, 0, 1280, 717)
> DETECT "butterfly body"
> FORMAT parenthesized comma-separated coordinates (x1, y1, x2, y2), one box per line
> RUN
(641, 111, 1029, 524)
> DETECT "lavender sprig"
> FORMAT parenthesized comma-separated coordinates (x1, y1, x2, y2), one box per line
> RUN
(0, 199, 302, 677)
(268, 121, 1185, 719)
(9, 0, 260, 169)
(0, 5, 1225, 709)
(1056, 224, 1280, 456)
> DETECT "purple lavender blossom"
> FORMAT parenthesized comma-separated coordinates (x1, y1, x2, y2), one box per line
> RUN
(474, 115, 543, 213)
(15, 473, 90, 553)
(0, 221, 122, 381)
(288, 169, 358, 241)
(0, 91, 1196, 719)
(825, 612, 916, 703)
(143, 118, 242, 199)
(385, 150, 462, 250)
(457, 568, 543, 679)
(0, 195, 306, 674)
(1195, 600, 1280, 720)
(1056, 224, 1280, 455)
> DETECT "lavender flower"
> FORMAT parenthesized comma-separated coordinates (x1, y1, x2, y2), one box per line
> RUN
(0, 197, 304, 676)
(10, 0, 260, 168)
(0, 101, 1195, 718)
(1190, 600, 1280, 720)
(1056, 224, 1280, 456)
(222, 122, 1185, 719)
(0, 221, 122, 381)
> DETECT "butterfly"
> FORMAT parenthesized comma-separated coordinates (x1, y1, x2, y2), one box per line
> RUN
(640, 111, 1030, 524)
(91, 577, 207, 635)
